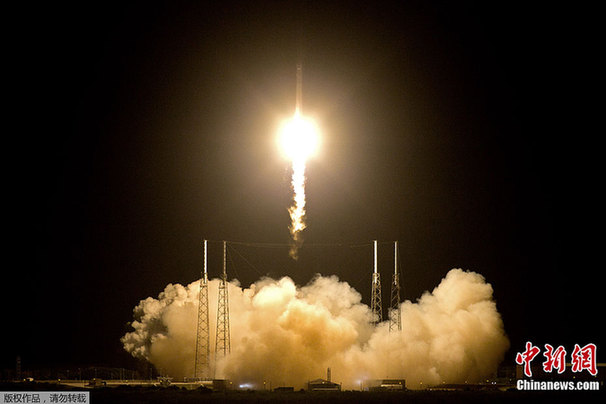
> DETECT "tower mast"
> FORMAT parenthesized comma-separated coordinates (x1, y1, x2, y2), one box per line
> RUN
(370, 240, 383, 325)
(215, 241, 231, 372)
(296, 63, 302, 115)
(389, 241, 402, 332)
(194, 240, 210, 379)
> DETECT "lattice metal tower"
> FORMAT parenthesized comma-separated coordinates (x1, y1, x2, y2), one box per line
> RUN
(370, 240, 383, 324)
(389, 241, 402, 332)
(215, 241, 231, 364)
(194, 240, 210, 379)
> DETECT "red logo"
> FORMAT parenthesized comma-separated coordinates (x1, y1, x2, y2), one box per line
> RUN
(571, 343, 597, 376)
(515, 342, 598, 378)
(516, 341, 541, 377)
(542, 344, 567, 374)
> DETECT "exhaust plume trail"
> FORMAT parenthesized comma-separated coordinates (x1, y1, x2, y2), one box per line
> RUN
(288, 156, 307, 258)
(278, 64, 319, 259)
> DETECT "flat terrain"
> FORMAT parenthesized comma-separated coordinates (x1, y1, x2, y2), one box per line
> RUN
(1, 382, 603, 403)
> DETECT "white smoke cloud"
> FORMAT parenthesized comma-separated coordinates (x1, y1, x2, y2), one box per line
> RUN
(121, 269, 509, 389)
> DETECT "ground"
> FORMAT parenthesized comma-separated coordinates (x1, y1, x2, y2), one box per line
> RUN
(1, 382, 603, 403)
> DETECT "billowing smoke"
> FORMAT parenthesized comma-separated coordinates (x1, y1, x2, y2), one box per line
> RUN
(122, 269, 509, 389)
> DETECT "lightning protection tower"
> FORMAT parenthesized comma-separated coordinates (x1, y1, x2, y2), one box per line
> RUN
(215, 241, 231, 369)
(389, 241, 402, 332)
(194, 240, 210, 379)
(370, 240, 383, 325)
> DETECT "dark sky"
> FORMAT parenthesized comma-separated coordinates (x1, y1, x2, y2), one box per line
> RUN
(5, 1, 603, 372)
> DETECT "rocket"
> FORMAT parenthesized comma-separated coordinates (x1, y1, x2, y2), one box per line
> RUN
(296, 63, 302, 116)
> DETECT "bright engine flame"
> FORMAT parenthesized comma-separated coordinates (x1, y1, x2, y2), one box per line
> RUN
(278, 113, 319, 162)
(278, 113, 319, 259)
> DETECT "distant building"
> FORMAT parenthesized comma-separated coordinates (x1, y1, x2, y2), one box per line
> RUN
(179, 379, 231, 391)
(307, 379, 341, 392)
(364, 379, 406, 391)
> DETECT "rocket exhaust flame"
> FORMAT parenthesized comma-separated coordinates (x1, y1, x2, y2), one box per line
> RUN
(279, 64, 319, 259)
(288, 158, 307, 258)
(280, 116, 318, 259)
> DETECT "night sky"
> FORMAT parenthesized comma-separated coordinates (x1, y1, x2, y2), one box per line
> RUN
(5, 1, 603, 372)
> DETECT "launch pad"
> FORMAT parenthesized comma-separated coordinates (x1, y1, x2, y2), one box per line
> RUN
(192, 239, 403, 382)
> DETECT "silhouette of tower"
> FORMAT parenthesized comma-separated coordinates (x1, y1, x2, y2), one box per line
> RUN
(370, 240, 383, 324)
(194, 240, 210, 379)
(215, 241, 231, 368)
(389, 241, 402, 332)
